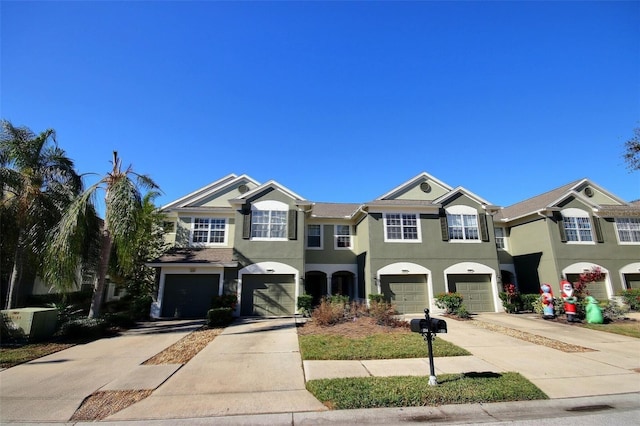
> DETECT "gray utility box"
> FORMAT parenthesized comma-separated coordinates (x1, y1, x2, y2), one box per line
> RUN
(1, 307, 58, 341)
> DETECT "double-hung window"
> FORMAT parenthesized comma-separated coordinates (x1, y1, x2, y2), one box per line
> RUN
(191, 218, 227, 245)
(561, 208, 593, 243)
(334, 225, 352, 249)
(615, 218, 640, 243)
(383, 213, 421, 242)
(445, 205, 480, 242)
(251, 210, 287, 239)
(495, 227, 507, 249)
(307, 224, 323, 249)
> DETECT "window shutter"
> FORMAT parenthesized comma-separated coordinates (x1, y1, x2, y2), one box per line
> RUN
(593, 217, 604, 243)
(439, 209, 449, 241)
(557, 215, 567, 243)
(288, 209, 298, 240)
(479, 213, 489, 242)
(242, 210, 251, 239)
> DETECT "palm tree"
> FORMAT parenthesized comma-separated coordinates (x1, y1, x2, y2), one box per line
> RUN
(46, 151, 158, 318)
(0, 120, 82, 309)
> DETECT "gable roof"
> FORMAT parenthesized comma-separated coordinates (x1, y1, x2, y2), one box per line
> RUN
(377, 172, 452, 200)
(497, 178, 637, 221)
(229, 180, 308, 205)
(162, 174, 259, 211)
(433, 186, 498, 210)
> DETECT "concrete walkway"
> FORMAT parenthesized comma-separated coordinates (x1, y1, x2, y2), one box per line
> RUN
(1, 313, 639, 423)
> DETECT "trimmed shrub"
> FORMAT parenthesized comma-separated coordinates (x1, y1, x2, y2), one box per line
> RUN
(211, 294, 238, 309)
(59, 318, 108, 340)
(368, 294, 385, 303)
(455, 305, 471, 319)
(520, 294, 539, 312)
(297, 294, 313, 317)
(207, 308, 234, 327)
(327, 294, 350, 305)
(103, 312, 136, 329)
(434, 292, 464, 314)
(600, 299, 628, 322)
(618, 288, 640, 311)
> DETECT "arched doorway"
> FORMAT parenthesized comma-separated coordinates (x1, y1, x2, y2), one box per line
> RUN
(305, 271, 327, 306)
(331, 271, 355, 300)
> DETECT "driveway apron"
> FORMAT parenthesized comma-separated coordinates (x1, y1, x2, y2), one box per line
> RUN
(108, 317, 327, 421)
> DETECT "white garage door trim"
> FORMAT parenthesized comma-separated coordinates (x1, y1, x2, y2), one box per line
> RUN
(151, 266, 224, 319)
(562, 262, 612, 299)
(443, 262, 500, 313)
(237, 262, 300, 316)
(376, 262, 433, 311)
(620, 262, 640, 290)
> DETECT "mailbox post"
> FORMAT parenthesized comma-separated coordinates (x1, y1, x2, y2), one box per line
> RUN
(410, 308, 447, 386)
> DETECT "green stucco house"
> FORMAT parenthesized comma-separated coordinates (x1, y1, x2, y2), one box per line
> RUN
(149, 173, 639, 319)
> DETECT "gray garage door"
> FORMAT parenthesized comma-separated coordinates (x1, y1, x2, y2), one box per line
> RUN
(448, 274, 494, 312)
(380, 274, 429, 314)
(162, 274, 220, 318)
(241, 274, 295, 317)
(566, 274, 608, 301)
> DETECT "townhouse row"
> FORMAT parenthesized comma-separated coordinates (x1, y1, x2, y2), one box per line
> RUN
(150, 172, 640, 318)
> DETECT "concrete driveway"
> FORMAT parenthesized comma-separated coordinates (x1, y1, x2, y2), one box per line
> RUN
(0, 320, 203, 423)
(107, 317, 327, 421)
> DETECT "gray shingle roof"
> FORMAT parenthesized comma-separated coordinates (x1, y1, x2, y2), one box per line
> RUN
(597, 204, 640, 217)
(365, 199, 439, 207)
(153, 248, 236, 265)
(311, 202, 362, 218)
(496, 180, 583, 220)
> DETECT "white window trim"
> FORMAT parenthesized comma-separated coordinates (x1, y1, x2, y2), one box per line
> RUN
(495, 227, 507, 250)
(383, 212, 422, 243)
(250, 200, 288, 241)
(561, 208, 595, 245)
(306, 224, 324, 250)
(446, 205, 481, 244)
(334, 225, 352, 250)
(189, 217, 229, 247)
(614, 217, 640, 245)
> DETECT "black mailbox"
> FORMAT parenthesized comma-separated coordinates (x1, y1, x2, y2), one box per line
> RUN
(410, 317, 447, 334)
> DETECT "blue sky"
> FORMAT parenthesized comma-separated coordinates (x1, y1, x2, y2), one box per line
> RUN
(2, 1, 639, 210)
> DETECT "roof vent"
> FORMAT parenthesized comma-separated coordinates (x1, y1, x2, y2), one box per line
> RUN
(584, 187, 594, 197)
(420, 182, 431, 193)
(238, 184, 249, 194)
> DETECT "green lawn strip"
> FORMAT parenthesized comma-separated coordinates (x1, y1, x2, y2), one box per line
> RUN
(0, 343, 74, 368)
(299, 333, 469, 360)
(581, 321, 640, 338)
(306, 373, 548, 409)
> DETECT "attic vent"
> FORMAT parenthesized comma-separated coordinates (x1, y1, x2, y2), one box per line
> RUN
(584, 187, 594, 197)
(420, 182, 431, 193)
(238, 184, 249, 194)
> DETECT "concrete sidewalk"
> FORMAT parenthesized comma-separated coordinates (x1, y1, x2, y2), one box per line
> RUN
(305, 312, 640, 399)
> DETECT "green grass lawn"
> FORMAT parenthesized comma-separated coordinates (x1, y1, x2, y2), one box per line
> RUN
(0, 343, 73, 368)
(299, 333, 470, 360)
(307, 373, 548, 409)
(582, 320, 640, 338)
